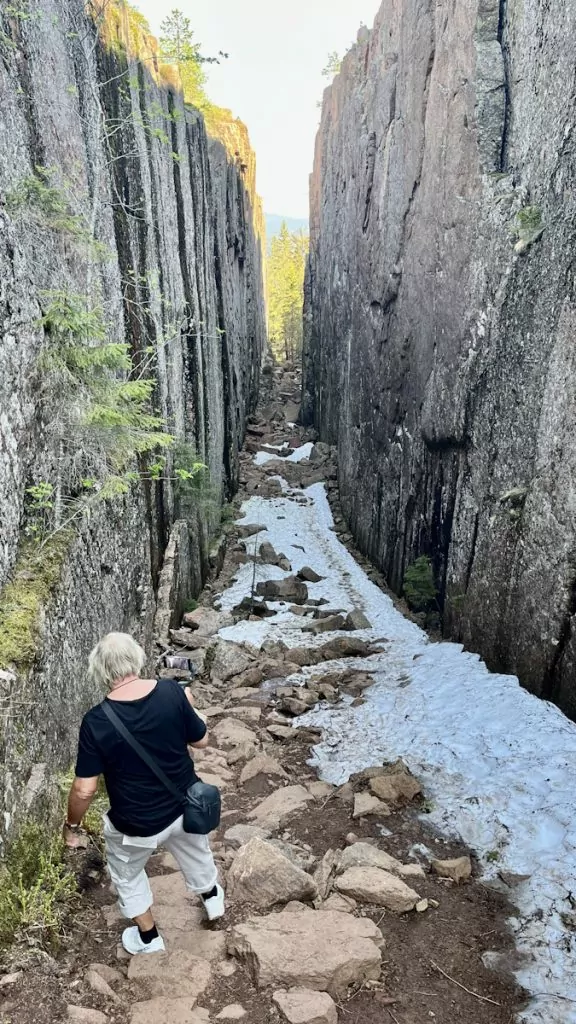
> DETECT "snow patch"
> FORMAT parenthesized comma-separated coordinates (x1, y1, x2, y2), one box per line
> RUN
(217, 468, 576, 1022)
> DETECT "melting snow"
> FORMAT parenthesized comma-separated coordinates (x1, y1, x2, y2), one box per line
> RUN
(253, 441, 314, 466)
(217, 475, 576, 1023)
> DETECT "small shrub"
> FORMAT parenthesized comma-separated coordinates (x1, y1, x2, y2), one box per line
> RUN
(0, 823, 77, 951)
(182, 598, 198, 613)
(403, 555, 438, 612)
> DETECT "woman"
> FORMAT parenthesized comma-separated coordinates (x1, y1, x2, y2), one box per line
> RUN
(64, 632, 224, 955)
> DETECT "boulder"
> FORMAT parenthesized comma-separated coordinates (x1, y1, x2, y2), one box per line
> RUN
(267, 840, 317, 872)
(231, 706, 262, 723)
(131, 1001, 209, 1024)
(67, 1010, 108, 1024)
(224, 824, 272, 849)
(216, 1006, 246, 1020)
(227, 740, 259, 764)
(336, 867, 420, 913)
(232, 597, 275, 618)
(273, 988, 338, 1024)
(240, 754, 287, 784)
(183, 608, 233, 635)
(297, 566, 325, 583)
(228, 908, 382, 998)
(227, 838, 317, 908)
(211, 643, 254, 682)
(342, 610, 372, 631)
(313, 849, 339, 901)
(320, 637, 371, 659)
(338, 842, 403, 876)
(248, 785, 314, 827)
(279, 697, 314, 716)
(369, 771, 422, 805)
(303, 615, 346, 634)
(320, 894, 356, 914)
(284, 648, 324, 667)
(237, 523, 267, 538)
(233, 666, 264, 687)
(127, 951, 212, 999)
(267, 724, 294, 740)
(211, 718, 258, 750)
(431, 856, 472, 883)
(352, 792, 390, 818)
(256, 577, 309, 604)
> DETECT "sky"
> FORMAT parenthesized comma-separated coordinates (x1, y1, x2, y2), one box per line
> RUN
(133, 0, 381, 218)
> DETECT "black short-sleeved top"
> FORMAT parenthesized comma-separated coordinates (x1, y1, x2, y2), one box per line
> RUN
(75, 679, 206, 837)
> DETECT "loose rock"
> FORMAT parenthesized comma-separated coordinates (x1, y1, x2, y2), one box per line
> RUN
(256, 577, 309, 604)
(431, 856, 472, 883)
(240, 754, 287, 784)
(353, 792, 390, 818)
(273, 988, 338, 1024)
(216, 1005, 247, 1020)
(131, 1000, 209, 1024)
(369, 770, 422, 805)
(227, 837, 317, 908)
(336, 867, 420, 913)
(224, 823, 273, 848)
(248, 785, 314, 827)
(211, 718, 258, 750)
(211, 643, 254, 682)
(67, 1010, 108, 1024)
(342, 610, 372, 631)
(297, 566, 325, 583)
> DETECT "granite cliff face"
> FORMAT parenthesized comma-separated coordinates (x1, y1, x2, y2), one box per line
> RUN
(0, 1, 265, 836)
(303, 0, 576, 716)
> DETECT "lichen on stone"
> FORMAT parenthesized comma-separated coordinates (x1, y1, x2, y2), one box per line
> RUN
(0, 533, 72, 674)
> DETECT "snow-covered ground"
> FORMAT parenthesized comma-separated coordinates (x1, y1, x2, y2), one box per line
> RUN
(216, 447, 576, 1024)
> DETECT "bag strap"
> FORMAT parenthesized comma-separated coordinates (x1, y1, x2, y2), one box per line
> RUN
(101, 701, 185, 805)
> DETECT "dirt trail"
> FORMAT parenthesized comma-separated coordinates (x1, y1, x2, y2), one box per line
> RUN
(0, 364, 525, 1024)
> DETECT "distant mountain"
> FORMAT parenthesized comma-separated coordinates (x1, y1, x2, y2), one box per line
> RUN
(265, 213, 309, 241)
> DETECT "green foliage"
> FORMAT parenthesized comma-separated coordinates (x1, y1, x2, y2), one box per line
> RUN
(6, 167, 111, 259)
(0, 535, 71, 672)
(34, 291, 174, 535)
(267, 222, 308, 361)
(182, 598, 198, 613)
(322, 51, 342, 78)
(0, 823, 77, 951)
(403, 556, 438, 612)
(512, 205, 544, 253)
(159, 9, 208, 107)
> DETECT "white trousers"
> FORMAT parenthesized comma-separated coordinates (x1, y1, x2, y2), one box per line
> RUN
(103, 813, 218, 920)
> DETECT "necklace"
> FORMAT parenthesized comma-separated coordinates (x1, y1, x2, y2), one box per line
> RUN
(110, 674, 140, 692)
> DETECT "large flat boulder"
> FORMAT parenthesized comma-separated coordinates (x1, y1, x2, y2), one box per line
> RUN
(228, 908, 382, 997)
(211, 718, 258, 750)
(183, 607, 233, 635)
(227, 837, 317, 908)
(131, 1001, 209, 1024)
(335, 867, 420, 914)
(127, 950, 212, 999)
(248, 785, 314, 828)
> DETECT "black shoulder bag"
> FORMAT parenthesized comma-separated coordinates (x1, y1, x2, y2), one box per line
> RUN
(101, 702, 221, 835)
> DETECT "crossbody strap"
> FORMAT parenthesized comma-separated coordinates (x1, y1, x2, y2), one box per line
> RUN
(101, 701, 185, 805)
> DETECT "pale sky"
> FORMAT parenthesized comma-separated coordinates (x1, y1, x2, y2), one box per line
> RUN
(133, 0, 381, 218)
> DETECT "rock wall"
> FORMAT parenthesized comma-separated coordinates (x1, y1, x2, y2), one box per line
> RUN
(303, 0, 576, 717)
(0, 0, 265, 838)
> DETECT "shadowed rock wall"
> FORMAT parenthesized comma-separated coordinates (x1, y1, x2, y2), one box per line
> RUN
(0, 0, 265, 837)
(303, 0, 576, 717)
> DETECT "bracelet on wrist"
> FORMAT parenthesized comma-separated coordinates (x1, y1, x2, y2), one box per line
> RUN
(65, 821, 81, 832)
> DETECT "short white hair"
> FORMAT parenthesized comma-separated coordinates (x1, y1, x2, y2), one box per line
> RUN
(88, 632, 146, 688)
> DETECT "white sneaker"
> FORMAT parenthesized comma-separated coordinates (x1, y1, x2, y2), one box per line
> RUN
(122, 926, 166, 955)
(202, 883, 225, 921)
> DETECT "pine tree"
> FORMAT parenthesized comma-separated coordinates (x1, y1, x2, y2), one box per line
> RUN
(266, 223, 308, 361)
(159, 9, 208, 108)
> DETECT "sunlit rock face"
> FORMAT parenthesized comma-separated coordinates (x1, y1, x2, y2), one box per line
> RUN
(303, 0, 576, 717)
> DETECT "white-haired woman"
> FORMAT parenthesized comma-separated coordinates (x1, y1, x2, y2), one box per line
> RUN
(64, 632, 224, 955)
